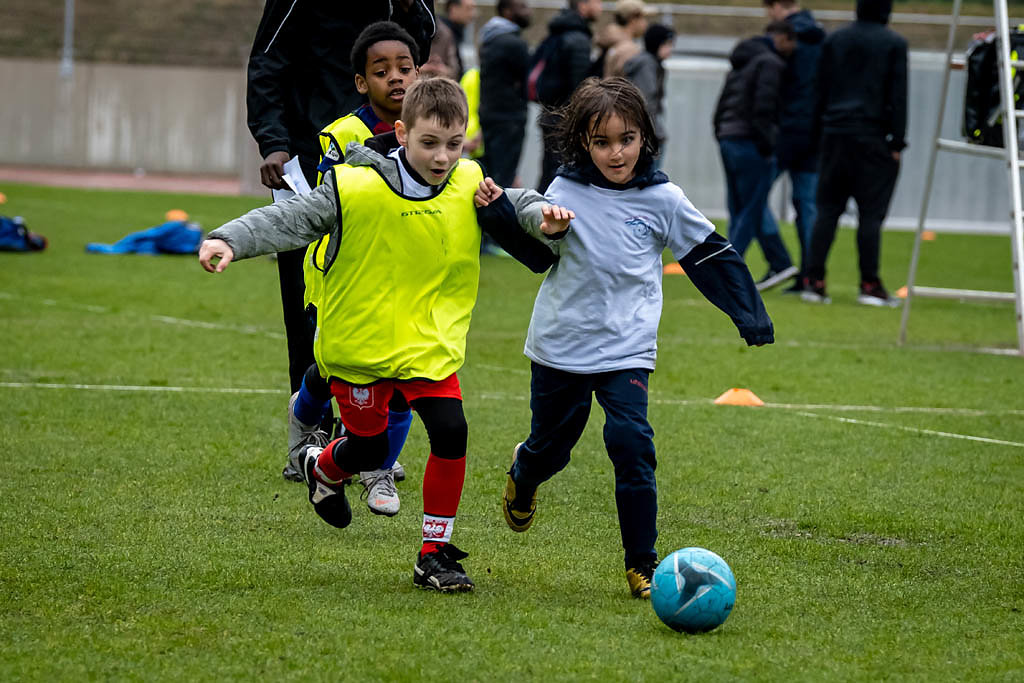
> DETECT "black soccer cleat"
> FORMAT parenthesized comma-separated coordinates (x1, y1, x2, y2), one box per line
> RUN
(413, 543, 475, 592)
(302, 444, 352, 529)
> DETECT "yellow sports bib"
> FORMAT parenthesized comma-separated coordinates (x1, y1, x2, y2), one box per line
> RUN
(305, 114, 376, 310)
(314, 160, 484, 384)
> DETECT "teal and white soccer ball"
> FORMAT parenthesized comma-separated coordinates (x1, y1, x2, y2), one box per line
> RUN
(651, 547, 736, 633)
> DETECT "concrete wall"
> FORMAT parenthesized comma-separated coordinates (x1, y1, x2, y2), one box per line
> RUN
(0, 59, 254, 178)
(0, 54, 1015, 233)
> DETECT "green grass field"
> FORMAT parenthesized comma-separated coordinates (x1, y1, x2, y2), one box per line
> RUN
(1, 183, 1022, 681)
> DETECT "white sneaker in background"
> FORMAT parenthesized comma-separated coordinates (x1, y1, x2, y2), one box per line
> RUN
(285, 392, 328, 482)
(360, 468, 400, 516)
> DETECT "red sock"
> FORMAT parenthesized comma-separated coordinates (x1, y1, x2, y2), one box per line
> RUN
(314, 438, 352, 485)
(420, 453, 466, 556)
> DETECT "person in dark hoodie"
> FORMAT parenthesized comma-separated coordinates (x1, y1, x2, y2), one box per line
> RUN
(758, 0, 827, 293)
(535, 0, 603, 192)
(802, 0, 908, 307)
(479, 0, 533, 188)
(713, 21, 797, 273)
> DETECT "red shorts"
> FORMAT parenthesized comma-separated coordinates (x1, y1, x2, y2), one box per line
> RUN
(329, 374, 462, 437)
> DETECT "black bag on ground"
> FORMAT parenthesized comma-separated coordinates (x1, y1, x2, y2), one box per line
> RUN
(0, 215, 47, 252)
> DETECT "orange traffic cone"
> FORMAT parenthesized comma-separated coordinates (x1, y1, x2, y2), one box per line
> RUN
(713, 388, 764, 406)
(663, 262, 685, 275)
(896, 286, 908, 299)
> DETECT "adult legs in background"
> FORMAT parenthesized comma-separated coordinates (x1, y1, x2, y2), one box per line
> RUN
(718, 137, 783, 265)
(481, 119, 526, 188)
(849, 136, 900, 285)
(480, 118, 527, 255)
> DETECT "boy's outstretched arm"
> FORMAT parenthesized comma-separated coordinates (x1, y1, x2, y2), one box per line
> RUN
(474, 178, 573, 274)
(198, 171, 339, 272)
(679, 231, 775, 346)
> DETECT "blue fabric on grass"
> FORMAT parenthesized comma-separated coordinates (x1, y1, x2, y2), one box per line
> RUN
(86, 220, 201, 254)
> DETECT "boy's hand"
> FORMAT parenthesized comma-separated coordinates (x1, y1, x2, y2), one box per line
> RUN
(474, 177, 504, 207)
(540, 204, 575, 235)
(199, 239, 234, 273)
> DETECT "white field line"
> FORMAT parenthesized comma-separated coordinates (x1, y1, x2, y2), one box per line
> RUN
(0, 382, 284, 395)
(5, 291, 1019, 356)
(1, 291, 285, 340)
(149, 315, 285, 340)
(3, 381, 1020, 448)
(794, 411, 1024, 449)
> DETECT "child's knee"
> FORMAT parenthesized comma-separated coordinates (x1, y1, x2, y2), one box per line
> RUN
(427, 416, 467, 459)
(605, 429, 656, 469)
(415, 398, 467, 459)
(344, 431, 390, 471)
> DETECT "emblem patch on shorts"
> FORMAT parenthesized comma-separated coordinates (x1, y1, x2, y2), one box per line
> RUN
(350, 386, 374, 409)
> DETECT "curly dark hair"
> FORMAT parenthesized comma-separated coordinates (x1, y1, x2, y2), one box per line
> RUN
(350, 21, 421, 75)
(552, 77, 660, 169)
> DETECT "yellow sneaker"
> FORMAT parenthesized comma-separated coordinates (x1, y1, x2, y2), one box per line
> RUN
(626, 559, 658, 599)
(502, 443, 537, 532)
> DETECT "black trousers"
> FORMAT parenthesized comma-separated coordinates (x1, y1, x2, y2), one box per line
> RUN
(481, 118, 526, 188)
(512, 363, 658, 568)
(277, 156, 320, 393)
(807, 134, 900, 283)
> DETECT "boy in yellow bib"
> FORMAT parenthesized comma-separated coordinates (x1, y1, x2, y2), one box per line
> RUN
(199, 77, 571, 592)
(286, 21, 421, 518)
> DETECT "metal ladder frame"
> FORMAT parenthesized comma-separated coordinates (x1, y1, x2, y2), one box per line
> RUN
(898, 0, 1024, 355)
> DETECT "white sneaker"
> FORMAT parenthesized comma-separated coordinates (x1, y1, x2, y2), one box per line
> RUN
(360, 468, 400, 516)
(391, 461, 406, 482)
(285, 392, 329, 482)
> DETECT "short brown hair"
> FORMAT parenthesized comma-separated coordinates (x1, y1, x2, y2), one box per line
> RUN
(400, 77, 468, 130)
(554, 77, 660, 168)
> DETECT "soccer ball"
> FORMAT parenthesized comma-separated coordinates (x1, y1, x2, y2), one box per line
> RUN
(650, 547, 737, 634)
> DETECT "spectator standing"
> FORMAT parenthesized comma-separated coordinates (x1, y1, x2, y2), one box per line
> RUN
(603, 0, 654, 78)
(759, 0, 827, 293)
(479, 0, 532, 188)
(625, 23, 675, 159)
(713, 22, 797, 273)
(802, 0, 907, 306)
(423, 0, 477, 78)
(535, 0, 603, 192)
(246, 1, 437, 397)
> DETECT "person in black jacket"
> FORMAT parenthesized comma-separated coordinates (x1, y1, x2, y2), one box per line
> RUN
(535, 0, 603, 192)
(802, 0, 908, 306)
(479, 0, 532, 188)
(245, 0, 436, 398)
(759, 0, 826, 293)
(713, 22, 796, 272)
